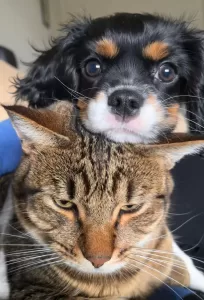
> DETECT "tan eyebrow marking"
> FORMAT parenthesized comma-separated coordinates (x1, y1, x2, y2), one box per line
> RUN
(96, 38, 119, 58)
(143, 41, 169, 61)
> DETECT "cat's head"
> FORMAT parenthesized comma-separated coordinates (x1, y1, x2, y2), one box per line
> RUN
(8, 106, 204, 283)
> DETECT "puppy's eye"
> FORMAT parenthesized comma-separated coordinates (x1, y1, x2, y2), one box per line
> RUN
(85, 60, 101, 77)
(157, 64, 177, 83)
(55, 199, 73, 209)
(120, 203, 143, 213)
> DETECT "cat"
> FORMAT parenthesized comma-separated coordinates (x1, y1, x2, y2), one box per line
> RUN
(0, 102, 204, 299)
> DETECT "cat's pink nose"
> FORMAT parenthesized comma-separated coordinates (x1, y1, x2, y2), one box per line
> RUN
(87, 256, 111, 268)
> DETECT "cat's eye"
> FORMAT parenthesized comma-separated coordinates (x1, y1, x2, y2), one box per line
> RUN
(121, 203, 143, 213)
(54, 199, 73, 209)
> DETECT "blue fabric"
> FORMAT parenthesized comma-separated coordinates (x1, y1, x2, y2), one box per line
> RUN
(149, 286, 192, 300)
(0, 119, 22, 176)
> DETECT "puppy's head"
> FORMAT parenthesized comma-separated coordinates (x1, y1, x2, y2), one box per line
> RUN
(15, 13, 204, 143)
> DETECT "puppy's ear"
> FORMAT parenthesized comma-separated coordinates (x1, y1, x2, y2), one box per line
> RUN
(148, 134, 204, 169)
(6, 106, 71, 153)
(183, 28, 204, 132)
(14, 16, 91, 108)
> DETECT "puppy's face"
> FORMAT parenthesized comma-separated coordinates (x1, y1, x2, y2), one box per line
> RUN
(74, 14, 199, 143)
(17, 13, 203, 142)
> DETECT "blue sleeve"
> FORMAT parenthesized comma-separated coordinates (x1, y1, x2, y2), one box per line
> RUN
(0, 119, 22, 176)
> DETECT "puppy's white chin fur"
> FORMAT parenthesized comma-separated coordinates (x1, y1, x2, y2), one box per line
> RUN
(105, 129, 155, 143)
(84, 91, 162, 143)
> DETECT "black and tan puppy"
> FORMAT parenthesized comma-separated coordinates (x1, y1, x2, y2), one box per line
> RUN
(15, 13, 204, 142)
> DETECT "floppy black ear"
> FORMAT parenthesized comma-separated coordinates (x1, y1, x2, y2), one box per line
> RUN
(14, 16, 91, 108)
(183, 29, 204, 132)
(188, 65, 204, 133)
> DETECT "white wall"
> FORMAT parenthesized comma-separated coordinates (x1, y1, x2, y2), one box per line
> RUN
(0, 0, 51, 70)
(0, 0, 203, 71)
(58, 0, 204, 29)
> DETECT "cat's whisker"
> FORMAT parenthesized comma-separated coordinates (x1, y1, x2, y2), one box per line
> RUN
(160, 94, 200, 104)
(184, 234, 204, 253)
(159, 132, 170, 144)
(8, 257, 62, 274)
(131, 250, 185, 267)
(0, 233, 30, 239)
(54, 76, 81, 101)
(132, 246, 192, 258)
(179, 107, 204, 122)
(167, 211, 193, 216)
(144, 254, 202, 272)
(188, 256, 204, 266)
(6, 248, 51, 256)
(127, 252, 185, 271)
(131, 247, 176, 255)
(134, 254, 184, 276)
(145, 94, 204, 131)
(140, 214, 203, 244)
(127, 260, 183, 300)
(131, 247, 204, 268)
(169, 112, 204, 130)
(0, 243, 48, 247)
(6, 252, 57, 266)
(191, 129, 204, 133)
(31, 258, 64, 272)
(127, 257, 203, 300)
(129, 247, 185, 263)
(8, 224, 32, 238)
(54, 76, 93, 102)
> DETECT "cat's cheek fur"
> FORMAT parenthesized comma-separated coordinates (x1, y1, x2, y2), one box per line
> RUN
(137, 233, 153, 248)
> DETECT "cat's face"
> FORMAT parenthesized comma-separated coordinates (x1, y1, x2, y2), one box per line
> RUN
(13, 135, 171, 276)
(8, 104, 204, 296)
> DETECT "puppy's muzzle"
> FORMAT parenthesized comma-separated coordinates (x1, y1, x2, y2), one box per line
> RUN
(108, 89, 143, 118)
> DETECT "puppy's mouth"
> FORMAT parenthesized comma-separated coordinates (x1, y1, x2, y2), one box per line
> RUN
(104, 113, 151, 142)
(114, 114, 138, 123)
(77, 91, 182, 143)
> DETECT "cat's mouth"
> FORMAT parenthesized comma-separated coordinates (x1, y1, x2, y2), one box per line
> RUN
(53, 243, 127, 274)
(64, 256, 126, 274)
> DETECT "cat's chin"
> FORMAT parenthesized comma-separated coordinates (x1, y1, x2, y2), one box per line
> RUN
(64, 259, 126, 275)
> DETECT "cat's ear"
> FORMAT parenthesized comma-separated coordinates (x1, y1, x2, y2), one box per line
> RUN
(149, 134, 204, 169)
(6, 105, 71, 153)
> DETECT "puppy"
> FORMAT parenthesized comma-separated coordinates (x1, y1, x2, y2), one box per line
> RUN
(15, 13, 204, 143)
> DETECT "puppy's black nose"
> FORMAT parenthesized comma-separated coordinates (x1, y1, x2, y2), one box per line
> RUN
(108, 90, 142, 118)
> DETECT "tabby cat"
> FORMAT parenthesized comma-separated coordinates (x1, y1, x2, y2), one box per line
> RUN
(0, 103, 204, 299)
